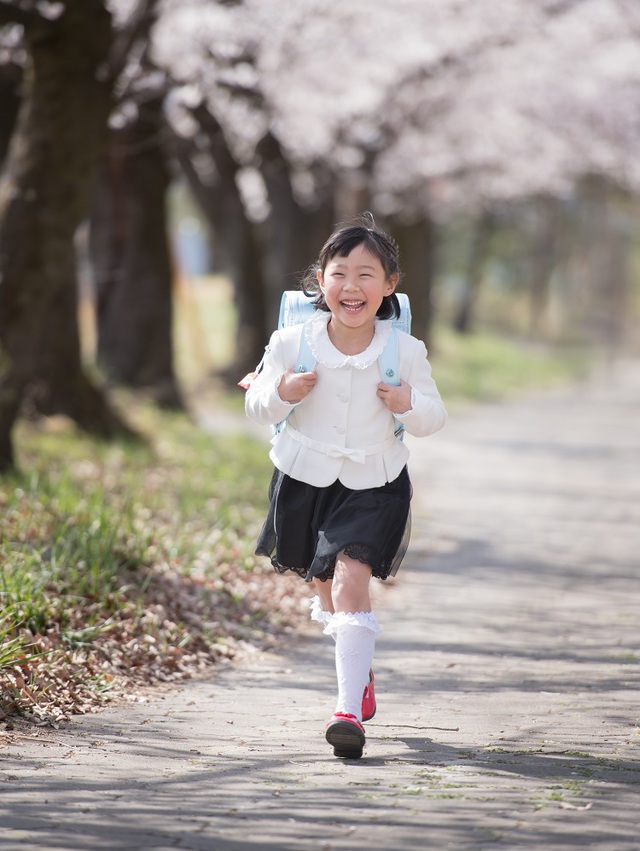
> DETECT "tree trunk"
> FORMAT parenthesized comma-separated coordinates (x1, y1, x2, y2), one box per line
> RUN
(0, 1, 137, 470)
(578, 178, 631, 354)
(527, 196, 560, 337)
(171, 108, 269, 381)
(386, 214, 437, 349)
(0, 61, 22, 164)
(90, 94, 183, 409)
(454, 210, 496, 334)
(256, 131, 336, 329)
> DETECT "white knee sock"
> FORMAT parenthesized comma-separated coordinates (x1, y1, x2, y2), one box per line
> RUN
(325, 611, 381, 720)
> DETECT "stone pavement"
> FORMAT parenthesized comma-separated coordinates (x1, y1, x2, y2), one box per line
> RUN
(1, 360, 639, 850)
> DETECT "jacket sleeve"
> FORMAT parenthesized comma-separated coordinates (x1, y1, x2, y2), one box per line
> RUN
(393, 337, 447, 437)
(244, 330, 301, 427)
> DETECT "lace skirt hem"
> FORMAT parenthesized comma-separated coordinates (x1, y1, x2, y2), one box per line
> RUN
(255, 467, 412, 583)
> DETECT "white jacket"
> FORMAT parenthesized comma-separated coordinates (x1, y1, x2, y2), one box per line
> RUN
(245, 312, 447, 489)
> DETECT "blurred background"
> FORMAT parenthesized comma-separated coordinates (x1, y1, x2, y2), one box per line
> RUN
(2, 0, 640, 724)
(1, 0, 640, 460)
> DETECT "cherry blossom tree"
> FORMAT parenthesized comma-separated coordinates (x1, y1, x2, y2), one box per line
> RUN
(0, 0, 157, 470)
(2, 0, 638, 452)
(152, 0, 640, 354)
(89, 66, 184, 408)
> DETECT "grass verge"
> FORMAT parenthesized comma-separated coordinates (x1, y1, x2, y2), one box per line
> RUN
(431, 326, 590, 403)
(1, 400, 304, 726)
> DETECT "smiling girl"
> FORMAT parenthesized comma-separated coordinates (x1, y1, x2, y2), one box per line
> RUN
(244, 213, 447, 759)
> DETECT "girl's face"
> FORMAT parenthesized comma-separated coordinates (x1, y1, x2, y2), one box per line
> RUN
(317, 243, 398, 333)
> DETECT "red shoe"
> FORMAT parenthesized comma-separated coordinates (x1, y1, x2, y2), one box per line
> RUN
(325, 712, 366, 759)
(362, 669, 376, 722)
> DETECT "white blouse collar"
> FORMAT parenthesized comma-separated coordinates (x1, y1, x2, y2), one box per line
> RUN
(304, 311, 392, 369)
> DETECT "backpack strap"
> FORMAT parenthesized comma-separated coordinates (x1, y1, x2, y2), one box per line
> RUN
(377, 325, 405, 439)
(294, 322, 317, 374)
(273, 322, 315, 435)
(377, 325, 400, 386)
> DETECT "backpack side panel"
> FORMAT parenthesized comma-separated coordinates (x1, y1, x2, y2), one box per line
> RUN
(279, 290, 411, 334)
(278, 291, 316, 330)
(393, 293, 411, 334)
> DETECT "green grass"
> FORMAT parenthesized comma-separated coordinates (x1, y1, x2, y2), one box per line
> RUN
(173, 274, 236, 390)
(1, 466, 145, 635)
(0, 402, 280, 720)
(430, 325, 589, 404)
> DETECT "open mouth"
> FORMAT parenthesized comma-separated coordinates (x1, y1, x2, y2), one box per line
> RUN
(340, 300, 365, 313)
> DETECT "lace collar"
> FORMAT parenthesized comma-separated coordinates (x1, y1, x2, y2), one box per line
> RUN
(303, 311, 392, 369)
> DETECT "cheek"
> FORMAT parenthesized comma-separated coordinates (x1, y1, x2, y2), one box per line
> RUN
(323, 283, 340, 300)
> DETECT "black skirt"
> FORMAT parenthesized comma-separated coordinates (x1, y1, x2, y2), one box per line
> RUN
(255, 466, 412, 583)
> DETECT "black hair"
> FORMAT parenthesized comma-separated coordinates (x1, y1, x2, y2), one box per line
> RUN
(300, 212, 403, 320)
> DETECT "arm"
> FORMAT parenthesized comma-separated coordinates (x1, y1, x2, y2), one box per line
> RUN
(379, 339, 447, 437)
(244, 330, 316, 426)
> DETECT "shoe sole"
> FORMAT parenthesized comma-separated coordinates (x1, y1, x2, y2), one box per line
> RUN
(325, 719, 365, 759)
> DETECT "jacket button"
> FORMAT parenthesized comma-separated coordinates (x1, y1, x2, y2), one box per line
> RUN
(335, 424, 345, 435)
(339, 393, 349, 403)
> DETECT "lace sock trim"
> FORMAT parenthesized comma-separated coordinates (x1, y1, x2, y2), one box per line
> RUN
(309, 595, 332, 627)
(323, 609, 381, 637)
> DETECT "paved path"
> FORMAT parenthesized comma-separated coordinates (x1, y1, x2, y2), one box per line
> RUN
(2, 361, 639, 850)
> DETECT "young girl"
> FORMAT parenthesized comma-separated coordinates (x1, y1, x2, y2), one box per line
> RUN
(244, 213, 447, 759)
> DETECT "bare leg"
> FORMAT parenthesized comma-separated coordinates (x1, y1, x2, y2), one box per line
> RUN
(309, 553, 373, 620)
(331, 553, 372, 612)
(309, 576, 334, 614)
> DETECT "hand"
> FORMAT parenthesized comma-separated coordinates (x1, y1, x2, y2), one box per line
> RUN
(277, 368, 317, 403)
(377, 379, 412, 414)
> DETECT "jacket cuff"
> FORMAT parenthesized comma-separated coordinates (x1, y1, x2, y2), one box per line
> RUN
(392, 388, 417, 419)
(274, 375, 299, 408)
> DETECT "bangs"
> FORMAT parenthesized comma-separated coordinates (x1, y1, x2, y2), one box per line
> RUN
(324, 230, 390, 271)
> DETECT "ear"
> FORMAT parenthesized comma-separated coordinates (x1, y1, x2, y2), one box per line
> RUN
(385, 273, 399, 295)
(316, 268, 325, 292)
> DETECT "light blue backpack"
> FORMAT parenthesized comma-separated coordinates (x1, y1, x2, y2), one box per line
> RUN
(278, 290, 411, 387)
(275, 290, 412, 437)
